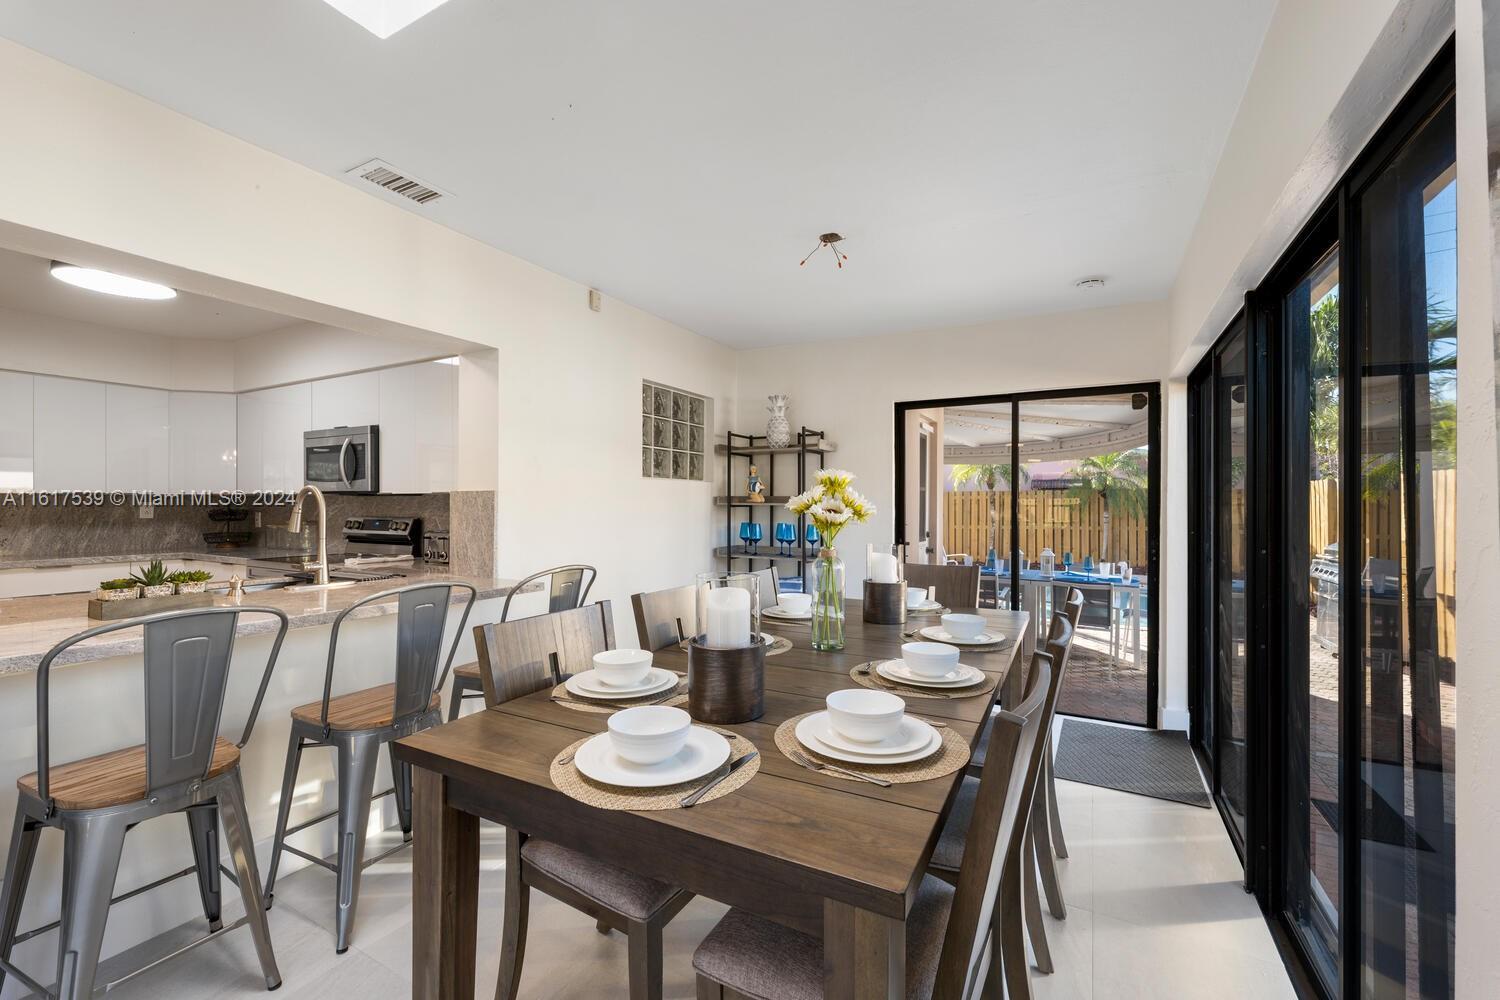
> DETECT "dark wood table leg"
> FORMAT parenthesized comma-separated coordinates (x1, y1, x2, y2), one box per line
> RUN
(412, 767, 479, 1000)
(823, 898, 905, 999)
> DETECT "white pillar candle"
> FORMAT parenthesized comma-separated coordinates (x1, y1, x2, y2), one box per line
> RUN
(705, 586, 752, 648)
(868, 552, 899, 584)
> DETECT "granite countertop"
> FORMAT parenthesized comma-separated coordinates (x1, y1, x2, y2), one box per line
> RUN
(0, 560, 519, 675)
(0, 548, 333, 571)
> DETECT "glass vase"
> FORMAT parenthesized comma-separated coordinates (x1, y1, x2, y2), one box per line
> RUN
(808, 547, 846, 651)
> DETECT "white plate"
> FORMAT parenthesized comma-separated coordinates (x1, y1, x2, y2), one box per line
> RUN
(907, 600, 945, 613)
(566, 668, 678, 700)
(876, 659, 987, 688)
(919, 626, 1005, 647)
(763, 606, 812, 620)
(795, 712, 940, 763)
(572, 727, 732, 788)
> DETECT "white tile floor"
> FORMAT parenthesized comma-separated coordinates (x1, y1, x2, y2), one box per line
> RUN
(60, 769, 1298, 1000)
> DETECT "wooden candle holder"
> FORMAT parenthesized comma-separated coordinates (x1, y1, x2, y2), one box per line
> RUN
(862, 580, 907, 625)
(687, 636, 766, 724)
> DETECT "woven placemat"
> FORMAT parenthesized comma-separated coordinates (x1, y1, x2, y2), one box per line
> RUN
(774, 712, 970, 784)
(848, 660, 998, 701)
(549, 732, 761, 810)
(549, 676, 689, 715)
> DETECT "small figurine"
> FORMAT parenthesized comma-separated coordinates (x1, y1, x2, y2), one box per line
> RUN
(746, 465, 767, 502)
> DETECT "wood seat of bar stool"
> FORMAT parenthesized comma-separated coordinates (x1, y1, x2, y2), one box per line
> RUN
(17, 738, 241, 811)
(452, 660, 481, 681)
(292, 684, 443, 731)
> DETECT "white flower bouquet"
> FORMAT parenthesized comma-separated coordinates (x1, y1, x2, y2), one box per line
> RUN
(785, 469, 875, 650)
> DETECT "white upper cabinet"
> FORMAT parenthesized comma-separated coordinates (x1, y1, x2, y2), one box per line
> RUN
(379, 361, 456, 493)
(105, 384, 170, 494)
(237, 382, 312, 493)
(0, 371, 34, 491)
(169, 392, 236, 492)
(311, 371, 380, 430)
(33, 376, 107, 491)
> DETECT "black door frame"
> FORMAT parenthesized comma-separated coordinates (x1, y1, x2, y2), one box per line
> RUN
(894, 381, 1161, 729)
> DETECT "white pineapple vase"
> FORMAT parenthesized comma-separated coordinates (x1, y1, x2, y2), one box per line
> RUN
(765, 394, 792, 448)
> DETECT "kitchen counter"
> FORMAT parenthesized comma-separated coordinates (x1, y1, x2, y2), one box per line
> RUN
(0, 547, 343, 571)
(0, 561, 520, 674)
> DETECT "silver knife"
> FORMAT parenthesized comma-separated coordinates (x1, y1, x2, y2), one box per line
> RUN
(681, 751, 759, 807)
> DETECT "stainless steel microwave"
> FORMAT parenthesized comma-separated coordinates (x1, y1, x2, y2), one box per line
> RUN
(304, 425, 379, 493)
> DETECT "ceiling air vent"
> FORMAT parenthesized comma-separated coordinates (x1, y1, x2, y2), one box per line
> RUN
(344, 158, 449, 206)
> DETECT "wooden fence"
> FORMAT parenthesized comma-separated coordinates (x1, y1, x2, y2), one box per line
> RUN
(943, 490, 1149, 568)
(947, 469, 1456, 660)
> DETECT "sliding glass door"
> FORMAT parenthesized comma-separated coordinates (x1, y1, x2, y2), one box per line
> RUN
(1189, 45, 1456, 999)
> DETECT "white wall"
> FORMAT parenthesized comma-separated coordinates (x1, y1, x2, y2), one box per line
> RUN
(1453, 0, 1499, 991)
(0, 36, 736, 647)
(1167, 0, 1454, 372)
(0, 304, 233, 391)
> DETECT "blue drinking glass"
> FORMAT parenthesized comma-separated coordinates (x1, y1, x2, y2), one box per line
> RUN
(805, 523, 820, 551)
(775, 522, 795, 556)
(1083, 555, 1095, 576)
(739, 522, 753, 553)
(1062, 552, 1074, 573)
(748, 522, 764, 554)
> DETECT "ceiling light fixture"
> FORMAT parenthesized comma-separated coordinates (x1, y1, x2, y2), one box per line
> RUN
(320, 0, 454, 39)
(50, 262, 176, 300)
(1074, 276, 1107, 290)
(800, 233, 848, 270)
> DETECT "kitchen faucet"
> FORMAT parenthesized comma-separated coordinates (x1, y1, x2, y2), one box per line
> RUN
(286, 484, 330, 586)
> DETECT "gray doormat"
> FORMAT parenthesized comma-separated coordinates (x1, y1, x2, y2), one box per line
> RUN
(1053, 720, 1211, 807)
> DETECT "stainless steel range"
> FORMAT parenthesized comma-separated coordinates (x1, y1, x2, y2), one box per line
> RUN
(339, 516, 424, 567)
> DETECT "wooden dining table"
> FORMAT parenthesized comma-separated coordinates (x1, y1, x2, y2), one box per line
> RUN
(394, 601, 1031, 1000)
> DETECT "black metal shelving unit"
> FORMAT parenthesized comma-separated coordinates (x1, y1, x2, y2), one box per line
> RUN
(716, 426, 834, 588)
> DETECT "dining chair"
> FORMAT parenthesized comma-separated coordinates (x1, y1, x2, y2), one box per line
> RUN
(448, 564, 597, 721)
(926, 616, 1070, 998)
(631, 584, 695, 652)
(473, 601, 693, 1000)
(263, 582, 476, 953)
(750, 566, 780, 607)
(691, 650, 1057, 1000)
(0, 607, 288, 1000)
(904, 562, 981, 609)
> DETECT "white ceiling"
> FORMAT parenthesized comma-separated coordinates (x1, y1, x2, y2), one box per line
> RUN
(944, 395, 1148, 463)
(0, 247, 296, 339)
(0, 1, 1275, 348)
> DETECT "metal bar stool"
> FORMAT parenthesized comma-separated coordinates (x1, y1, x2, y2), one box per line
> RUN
(263, 582, 476, 953)
(0, 606, 290, 1000)
(447, 564, 595, 721)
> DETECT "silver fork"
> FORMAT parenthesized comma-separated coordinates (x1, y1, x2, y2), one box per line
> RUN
(785, 747, 893, 786)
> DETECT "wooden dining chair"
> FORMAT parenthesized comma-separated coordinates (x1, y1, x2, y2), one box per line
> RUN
(474, 601, 693, 1000)
(925, 616, 1070, 999)
(447, 564, 597, 721)
(630, 585, 696, 652)
(904, 562, 981, 608)
(692, 650, 1058, 1000)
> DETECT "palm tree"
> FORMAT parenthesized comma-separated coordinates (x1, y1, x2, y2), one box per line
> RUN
(1066, 451, 1148, 561)
(951, 463, 1027, 560)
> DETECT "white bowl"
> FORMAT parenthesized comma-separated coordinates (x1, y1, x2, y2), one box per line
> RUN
(941, 613, 986, 639)
(825, 688, 905, 743)
(778, 592, 812, 615)
(901, 641, 962, 678)
(592, 649, 654, 687)
(905, 587, 928, 609)
(607, 706, 692, 765)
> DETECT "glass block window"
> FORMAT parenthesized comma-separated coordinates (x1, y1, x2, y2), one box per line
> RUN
(642, 380, 710, 481)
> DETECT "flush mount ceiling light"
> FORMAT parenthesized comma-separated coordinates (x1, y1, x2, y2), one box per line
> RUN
(800, 233, 848, 270)
(1074, 276, 1107, 290)
(50, 262, 176, 300)
(320, 0, 454, 38)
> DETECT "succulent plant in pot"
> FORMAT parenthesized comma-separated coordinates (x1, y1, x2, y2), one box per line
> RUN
(95, 578, 141, 602)
(130, 560, 174, 598)
(167, 569, 215, 594)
